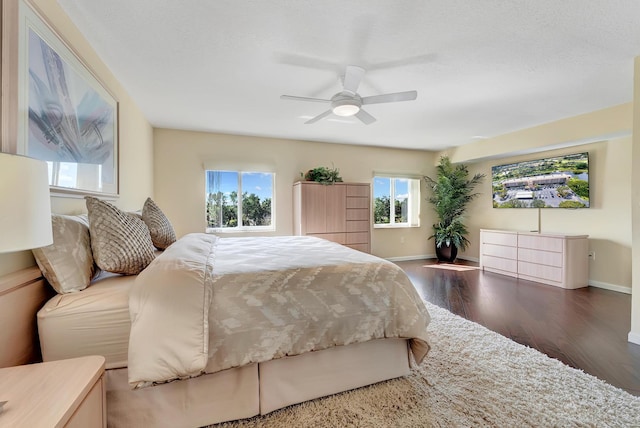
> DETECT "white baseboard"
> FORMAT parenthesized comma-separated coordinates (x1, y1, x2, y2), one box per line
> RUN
(386, 254, 433, 262)
(628, 331, 640, 346)
(588, 280, 632, 294)
(456, 255, 479, 263)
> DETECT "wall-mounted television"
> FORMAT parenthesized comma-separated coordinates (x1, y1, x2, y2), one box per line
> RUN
(491, 152, 589, 209)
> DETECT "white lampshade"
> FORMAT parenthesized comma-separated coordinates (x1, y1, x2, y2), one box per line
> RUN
(0, 153, 53, 252)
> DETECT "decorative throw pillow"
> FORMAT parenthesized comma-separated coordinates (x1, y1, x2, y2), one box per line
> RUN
(85, 196, 156, 275)
(32, 214, 99, 294)
(128, 210, 143, 220)
(142, 197, 176, 250)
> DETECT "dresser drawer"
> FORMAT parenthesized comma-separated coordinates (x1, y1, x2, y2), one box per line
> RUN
(346, 197, 369, 209)
(346, 232, 369, 244)
(346, 220, 369, 232)
(479, 229, 588, 289)
(482, 231, 517, 247)
(346, 185, 369, 197)
(518, 261, 563, 282)
(518, 248, 563, 267)
(518, 235, 563, 252)
(346, 243, 369, 252)
(346, 208, 369, 221)
(482, 243, 517, 260)
(307, 233, 346, 244)
(482, 255, 517, 273)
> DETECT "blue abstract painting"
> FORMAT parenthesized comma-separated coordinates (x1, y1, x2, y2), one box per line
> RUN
(27, 28, 116, 185)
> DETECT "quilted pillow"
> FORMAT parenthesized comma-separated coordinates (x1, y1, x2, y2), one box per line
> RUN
(142, 197, 176, 250)
(85, 196, 156, 275)
(32, 214, 99, 294)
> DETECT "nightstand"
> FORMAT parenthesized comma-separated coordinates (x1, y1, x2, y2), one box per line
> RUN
(0, 355, 106, 427)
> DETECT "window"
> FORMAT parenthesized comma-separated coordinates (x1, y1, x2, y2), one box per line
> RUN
(205, 170, 274, 231)
(373, 176, 420, 227)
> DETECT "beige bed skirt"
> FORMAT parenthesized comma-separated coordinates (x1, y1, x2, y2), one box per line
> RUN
(106, 338, 411, 427)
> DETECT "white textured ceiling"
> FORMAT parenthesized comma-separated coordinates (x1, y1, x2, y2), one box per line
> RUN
(57, 0, 640, 151)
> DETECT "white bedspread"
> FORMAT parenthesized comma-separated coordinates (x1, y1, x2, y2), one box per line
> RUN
(128, 234, 431, 388)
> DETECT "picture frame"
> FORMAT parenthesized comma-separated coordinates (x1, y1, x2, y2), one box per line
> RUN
(13, 0, 119, 198)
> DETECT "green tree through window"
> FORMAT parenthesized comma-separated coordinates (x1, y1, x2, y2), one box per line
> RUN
(373, 176, 420, 227)
(206, 171, 274, 230)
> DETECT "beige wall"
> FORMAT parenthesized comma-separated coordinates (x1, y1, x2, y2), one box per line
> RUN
(448, 105, 632, 293)
(450, 100, 637, 340)
(153, 128, 437, 259)
(0, 0, 154, 276)
(155, 117, 634, 293)
(447, 103, 632, 163)
(457, 139, 631, 292)
(630, 57, 640, 344)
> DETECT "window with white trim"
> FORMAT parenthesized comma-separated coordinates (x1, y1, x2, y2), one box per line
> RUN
(205, 170, 275, 231)
(373, 176, 420, 227)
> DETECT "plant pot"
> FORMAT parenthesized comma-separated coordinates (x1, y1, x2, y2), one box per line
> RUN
(435, 243, 458, 263)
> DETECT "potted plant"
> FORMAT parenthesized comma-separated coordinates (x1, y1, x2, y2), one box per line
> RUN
(303, 165, 343, 185)
(424, 156, 485, 263)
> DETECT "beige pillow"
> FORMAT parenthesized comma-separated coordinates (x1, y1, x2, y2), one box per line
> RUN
(85, 196, 156, 275)
(142, 197, 176, 250)
(129, 210, 143, 220)
(32, 214, 99, 294)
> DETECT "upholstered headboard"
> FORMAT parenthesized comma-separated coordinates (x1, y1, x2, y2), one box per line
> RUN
(0, 266, 53, 367)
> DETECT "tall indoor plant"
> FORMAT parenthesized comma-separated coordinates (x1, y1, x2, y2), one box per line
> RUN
(424, 156, 485, 262)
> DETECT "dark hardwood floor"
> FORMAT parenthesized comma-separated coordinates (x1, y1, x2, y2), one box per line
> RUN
(395, 259, 640, 396)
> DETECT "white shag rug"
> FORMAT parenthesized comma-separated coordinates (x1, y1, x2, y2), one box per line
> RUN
(213, 301, 640, 427)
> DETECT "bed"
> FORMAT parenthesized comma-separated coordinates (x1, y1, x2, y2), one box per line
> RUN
(22, 200, 431, 426)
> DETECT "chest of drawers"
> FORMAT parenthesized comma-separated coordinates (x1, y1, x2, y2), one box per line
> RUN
(479, 229, 589, 289)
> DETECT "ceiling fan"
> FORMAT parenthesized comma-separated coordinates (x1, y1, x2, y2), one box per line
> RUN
(281, 65, 418, 125)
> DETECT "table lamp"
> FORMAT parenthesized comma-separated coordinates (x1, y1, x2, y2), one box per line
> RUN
(0, 152, 53, 252)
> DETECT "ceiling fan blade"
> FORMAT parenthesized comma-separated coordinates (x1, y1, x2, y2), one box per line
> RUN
(305, 109, 333, 124)
(281, 95, 331, 103)
(355, 109, 376, 125)
(361, 90, 418, 105)
(342, 65, 365, 94)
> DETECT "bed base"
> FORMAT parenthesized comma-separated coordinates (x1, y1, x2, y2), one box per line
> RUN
(106, 338, 411, 427)
(0, 268, 412, 426)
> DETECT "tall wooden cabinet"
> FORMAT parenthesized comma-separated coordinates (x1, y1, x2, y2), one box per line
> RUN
(293, 181, 371, 253)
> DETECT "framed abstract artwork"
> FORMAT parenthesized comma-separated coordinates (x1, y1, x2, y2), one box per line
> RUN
(16, 0, 119, 197)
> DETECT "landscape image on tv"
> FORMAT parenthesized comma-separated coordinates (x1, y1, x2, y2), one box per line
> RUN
(492, 152, 589, 209)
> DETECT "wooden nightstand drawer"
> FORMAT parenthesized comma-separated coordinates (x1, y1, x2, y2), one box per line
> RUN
(66, 376, 104, 428)
(0, 356, 106, 428)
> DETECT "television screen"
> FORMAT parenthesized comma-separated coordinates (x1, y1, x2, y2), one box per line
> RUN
(491, 152, 589, 208)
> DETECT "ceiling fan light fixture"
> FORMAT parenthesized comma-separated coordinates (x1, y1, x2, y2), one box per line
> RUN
(332, 102, 360, 117)
(282, 65, 417, 125)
